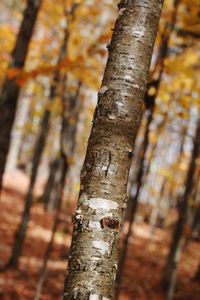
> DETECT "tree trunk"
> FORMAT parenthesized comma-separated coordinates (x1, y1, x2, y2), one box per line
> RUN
(149, 179, 166, 230)
(194, 262, 200, 281)
(42, 158, 63, 212)
(63, 1, 163, 299)
(163, 119, 200, 300)
(191, 204, 200, 240)
(0, 0, 41, 191)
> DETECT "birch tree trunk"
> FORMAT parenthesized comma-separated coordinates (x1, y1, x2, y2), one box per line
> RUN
(63, 1, 163, 299)
(0, 0, 41, 191)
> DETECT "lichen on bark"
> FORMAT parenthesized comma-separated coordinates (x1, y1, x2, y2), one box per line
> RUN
(63, 1, 163, 299)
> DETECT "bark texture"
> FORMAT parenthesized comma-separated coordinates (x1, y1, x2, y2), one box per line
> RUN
(63, 1, 163, 299)
(0, 0, 41, 191)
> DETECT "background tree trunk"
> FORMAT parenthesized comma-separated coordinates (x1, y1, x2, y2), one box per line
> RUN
(194, 262, 200, 282)
(163, 119, 200, 300)
(63, 1, 163, 299)
(0, 0, 42, 191)
(42, 158, 63, 212)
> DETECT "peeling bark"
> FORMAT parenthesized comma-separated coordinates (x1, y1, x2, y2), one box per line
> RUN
(63, 1, 163, 299)
(0, 0, 42, 191)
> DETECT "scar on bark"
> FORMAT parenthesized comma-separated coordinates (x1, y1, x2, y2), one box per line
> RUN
(100, 217, 119, 231)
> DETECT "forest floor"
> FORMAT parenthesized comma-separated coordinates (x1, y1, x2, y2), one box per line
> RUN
(0, 170, 199, 300)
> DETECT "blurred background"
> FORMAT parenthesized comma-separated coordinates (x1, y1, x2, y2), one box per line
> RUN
(0, 0, 199, 299)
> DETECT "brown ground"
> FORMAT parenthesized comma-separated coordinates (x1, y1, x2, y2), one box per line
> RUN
(0, 171, 199, 300)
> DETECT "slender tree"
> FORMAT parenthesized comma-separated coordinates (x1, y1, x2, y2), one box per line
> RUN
(42, 158, 63, 212)
(63, 1, 163, 299)
(191, 204, 200, 240)
(163, 119, 200, 300)
(0, 0, 42, 191)
(7, 3, 78, 268)
(194, 262, 200, 282)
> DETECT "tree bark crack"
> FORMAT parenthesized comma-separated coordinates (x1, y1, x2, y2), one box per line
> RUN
(105, 151, 112, 178)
